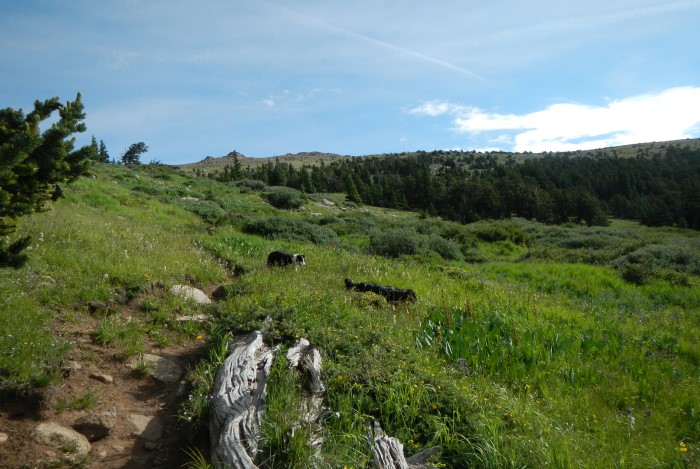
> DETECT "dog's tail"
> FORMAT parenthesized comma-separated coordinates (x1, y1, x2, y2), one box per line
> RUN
(344, 278, 354, 289)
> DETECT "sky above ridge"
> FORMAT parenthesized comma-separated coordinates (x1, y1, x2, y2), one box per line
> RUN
(2, 0, 700, 164)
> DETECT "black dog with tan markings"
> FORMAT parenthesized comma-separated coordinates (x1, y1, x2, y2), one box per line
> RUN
(344, 278, 417, 302)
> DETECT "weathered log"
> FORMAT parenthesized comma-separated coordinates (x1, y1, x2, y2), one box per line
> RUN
(210, 332, 327, 468)
(368, 421, 440, 469)
(286, 338, 325, 395)
(209, 331, 438, 468)
(286, 339, 326, 449)
(209, 331, 275, 469)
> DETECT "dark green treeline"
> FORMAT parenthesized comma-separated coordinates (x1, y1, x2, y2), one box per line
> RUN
(210, 143, 700, 229)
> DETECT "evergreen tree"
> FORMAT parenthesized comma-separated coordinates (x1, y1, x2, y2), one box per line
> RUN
(345, 173, 362, 204)
(121, 141, 148, 165)
(98, 139, 110, 163)
(231, 155, 243, 181)
(1, 93, 93, 267)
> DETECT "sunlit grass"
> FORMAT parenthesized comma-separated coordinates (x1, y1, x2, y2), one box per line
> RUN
(2, 163, 698, 467)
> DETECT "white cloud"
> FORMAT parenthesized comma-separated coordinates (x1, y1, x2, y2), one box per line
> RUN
(408, 100, 470, 117)
(411, 87, 700, 152)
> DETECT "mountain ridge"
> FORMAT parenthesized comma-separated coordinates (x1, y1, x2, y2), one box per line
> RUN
(177, 137, 700, 170)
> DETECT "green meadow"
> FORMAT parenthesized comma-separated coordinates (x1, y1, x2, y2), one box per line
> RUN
(1, 162, 698, 467)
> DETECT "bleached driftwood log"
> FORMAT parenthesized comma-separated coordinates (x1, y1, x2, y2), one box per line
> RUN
(368, 421, 440, 469)
(209, 331, 275, 469)
(286, 338, 326, 449)
(209, 333, 327, 469)
(209, 330, 438, 468)
(286, 338, 325, 395)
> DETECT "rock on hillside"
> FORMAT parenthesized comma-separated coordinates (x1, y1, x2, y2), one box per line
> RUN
(179, 150, 350, 169)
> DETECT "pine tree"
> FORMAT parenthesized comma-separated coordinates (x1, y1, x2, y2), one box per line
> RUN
(121, 142, 148, 165)
(98, 139, 110, 163)
(1, 93, 94, 267)
(345, 173, 362, 205)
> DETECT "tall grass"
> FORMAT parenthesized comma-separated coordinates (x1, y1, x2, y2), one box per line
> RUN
(1, 163, 698, 467)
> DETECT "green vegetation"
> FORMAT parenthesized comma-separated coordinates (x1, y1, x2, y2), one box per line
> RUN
(192, 140, 700, 230)
(1, 161, 698, 467)
(1, 93, 94, 267)
(69, 388, 99, 411)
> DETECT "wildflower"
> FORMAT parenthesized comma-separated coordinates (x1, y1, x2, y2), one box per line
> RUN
(196, 335, 203, 341)
(679, 441, 688, 453)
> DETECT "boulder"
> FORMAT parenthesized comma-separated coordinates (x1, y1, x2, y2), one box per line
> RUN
(169, 285, 212, 305)
(127, 414, 163, 442)
(128, 353, 183, 385)
(72, 408, 117, 442)
(33, 422, 91, 458)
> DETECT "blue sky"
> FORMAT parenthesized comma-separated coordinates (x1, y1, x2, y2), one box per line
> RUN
(2, 0, 700, 165)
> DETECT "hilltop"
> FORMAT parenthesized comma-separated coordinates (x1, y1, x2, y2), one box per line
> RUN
(0, 157, 699, 467)
(178, 137, 700, 172)
(178, 150, 351, 172)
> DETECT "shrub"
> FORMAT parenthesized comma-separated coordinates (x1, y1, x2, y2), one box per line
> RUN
(264, 186, 305, 210)
(242, 216, 338, 244)
(178, 199, 227, 224)
(612, 244, 700, 275)
(620, 261, 651, 285)
(428, 235, 464, 261)
(469, 221, 528, 245)
(367, 228, 427, 258)
(316, 215, 343, 226)
(236, 179, 267, 192)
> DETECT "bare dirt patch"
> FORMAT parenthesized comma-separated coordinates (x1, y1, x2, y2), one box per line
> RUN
(0, 292, 215, 468)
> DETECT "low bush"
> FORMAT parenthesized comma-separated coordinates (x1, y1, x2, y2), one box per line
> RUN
(317, 212, 379, 237)
(611, 244, 700, 286)
(264, 186, 305, 210)
(468, 221, 529, 245)
(177, 199, 227, 224)
(242, 216, 339, 245)
(428, 235, 464, 261)
(236, 179, 267, 192)
(367, 228, 427, 258)
(619, 261, 651, 285)
(612, 244, 700, 275)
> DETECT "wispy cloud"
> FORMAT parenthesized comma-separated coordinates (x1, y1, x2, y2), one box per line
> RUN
(260, 1, 489, 81)
(409, 86, 700, 152)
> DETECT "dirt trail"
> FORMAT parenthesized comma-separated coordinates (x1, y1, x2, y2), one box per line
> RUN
(0, 292, 215, 468)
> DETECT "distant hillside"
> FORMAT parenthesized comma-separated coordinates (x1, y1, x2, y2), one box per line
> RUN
(178, 150, 350, 172)
(176, 138, 700, 172)
(184, 137, 700, 230)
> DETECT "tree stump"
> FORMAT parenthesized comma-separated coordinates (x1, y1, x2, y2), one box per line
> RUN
(209, 330, 438, 468)
(209, 331, 275, 469)
(209, 332, 327, 468)
(368, 421, 440, 469)
(286, 338, 326, 449)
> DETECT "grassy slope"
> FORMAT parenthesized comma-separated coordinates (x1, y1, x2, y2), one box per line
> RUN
(1, 163, 699, 467)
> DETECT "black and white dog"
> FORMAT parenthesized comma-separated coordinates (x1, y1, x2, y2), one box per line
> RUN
(344, 278, 417, 302)
(267, 250, 306, 267)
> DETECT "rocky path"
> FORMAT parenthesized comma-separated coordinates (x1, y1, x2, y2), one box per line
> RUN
(0, 285, 215, 468)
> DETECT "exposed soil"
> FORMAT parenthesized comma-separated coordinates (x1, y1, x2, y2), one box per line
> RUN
(0, 286, 219, 468)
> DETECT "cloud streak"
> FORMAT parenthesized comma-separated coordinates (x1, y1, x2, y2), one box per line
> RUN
(261, 1, 488, 81)
(409, 86, 700, 152)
